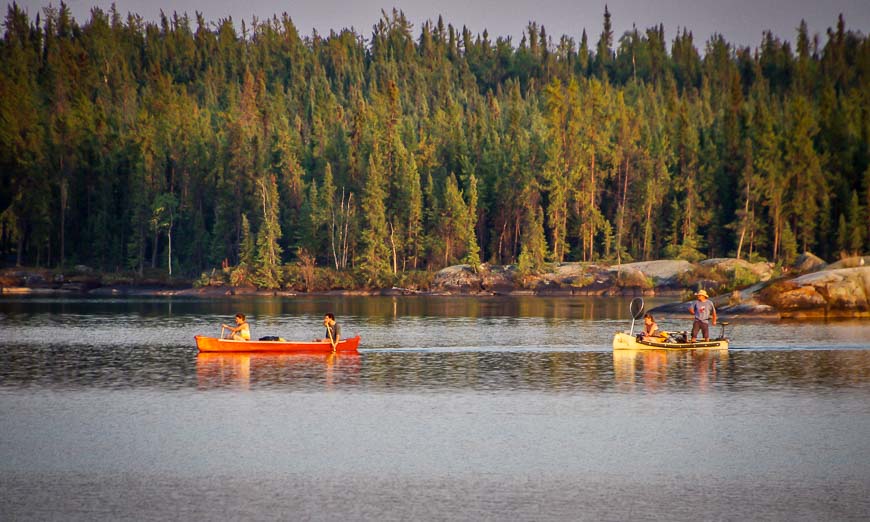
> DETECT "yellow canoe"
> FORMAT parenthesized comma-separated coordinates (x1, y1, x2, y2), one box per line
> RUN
(612, 332, 728, 350)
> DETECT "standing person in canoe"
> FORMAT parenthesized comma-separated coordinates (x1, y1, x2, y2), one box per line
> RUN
(222, 313, 251, 341)
(688, 290, 717, 342)
(316, 313, 341, 351)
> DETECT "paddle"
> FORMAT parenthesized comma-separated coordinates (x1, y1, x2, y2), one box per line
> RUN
(326, 324, 337, 352)
(220, 324, 235, 340)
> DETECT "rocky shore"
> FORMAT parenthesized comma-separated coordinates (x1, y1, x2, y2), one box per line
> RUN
(2, 255, 868, 318)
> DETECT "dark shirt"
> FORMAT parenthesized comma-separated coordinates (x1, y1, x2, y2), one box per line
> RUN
(325, 323, 341, 341)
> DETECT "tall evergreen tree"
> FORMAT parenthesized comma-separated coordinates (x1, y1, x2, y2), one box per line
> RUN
(359, 145, 390, 284)
(255, 174, 283, 288)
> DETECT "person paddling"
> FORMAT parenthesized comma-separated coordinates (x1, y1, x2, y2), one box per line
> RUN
(222, 313, 251, 341)
(688, 290, 717, 342)
(316, 313, 341, 351)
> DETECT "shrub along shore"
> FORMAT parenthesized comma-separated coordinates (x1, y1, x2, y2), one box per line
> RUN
(2, 255, 868, 318)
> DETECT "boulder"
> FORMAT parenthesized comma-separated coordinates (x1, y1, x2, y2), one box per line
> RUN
(761, 267, 870, 316)
(539, 263, 606, 288)
(700, 257, 774, 282)
(480, 265, 516, 293)
(826, 256, 869, 270)
(0, 268, 57, 288)
(432, 265, 484, 293)
(792, 252, 827, 274)
(610, 266, 652, 289)
(611, 260, 693, 286)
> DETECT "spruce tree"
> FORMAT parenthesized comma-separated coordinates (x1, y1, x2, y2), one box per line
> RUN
(255, 174, 283, 288)
(239, 214, 256, 267)
(847, 190, 864, 254)
(359, 145, 390, 284)
(518, 204, 547, 276)
(463, 175, 482, 268)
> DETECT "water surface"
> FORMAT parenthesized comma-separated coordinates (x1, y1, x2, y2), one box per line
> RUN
(1, 296, 869, 520)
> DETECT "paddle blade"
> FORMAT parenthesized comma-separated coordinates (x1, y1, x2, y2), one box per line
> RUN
(630, 297, 645, 319)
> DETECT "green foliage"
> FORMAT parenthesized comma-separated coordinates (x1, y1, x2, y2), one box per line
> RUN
(359, 144, 391, 285)
(730, 266, 761, 290)
(518, 205, 547, 277)
(847, 190, 865, 254)
(780, 222, 799, 266)
(0, 5, 866, 285)
(254, 174, 283, 289)
(229, 264, 252, 287)
(462, 175, 482, 269)
(239, 214, 256, 267)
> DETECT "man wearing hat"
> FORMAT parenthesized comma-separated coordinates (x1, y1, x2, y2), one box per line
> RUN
(688, 289, 717, 342)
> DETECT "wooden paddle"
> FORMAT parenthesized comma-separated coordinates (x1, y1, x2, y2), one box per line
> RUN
(220, 324, 234, 339)
(326, 324, 337, 352)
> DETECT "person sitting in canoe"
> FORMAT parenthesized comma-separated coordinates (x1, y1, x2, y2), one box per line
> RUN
(315, 313, 341, 351)
(641, 313, 668, 342)
(222, 313, 251, 341)
(688, 290, 717, 342)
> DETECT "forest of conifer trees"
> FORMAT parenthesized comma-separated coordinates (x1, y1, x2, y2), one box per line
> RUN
(1, 3, 867, 288)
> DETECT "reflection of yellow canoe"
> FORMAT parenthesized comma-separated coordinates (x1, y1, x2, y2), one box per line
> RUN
(612, 332, 728, 350)
(613, 348, 729, 389)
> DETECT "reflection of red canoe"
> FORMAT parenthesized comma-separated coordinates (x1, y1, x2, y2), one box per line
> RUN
(195, 335, 361, 353)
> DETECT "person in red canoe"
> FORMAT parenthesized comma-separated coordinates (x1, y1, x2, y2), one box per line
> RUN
(222, 313, 251, 341)
(316, 313, 341, 350)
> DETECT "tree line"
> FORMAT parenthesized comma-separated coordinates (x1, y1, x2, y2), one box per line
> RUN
(1, 3, 867, 287)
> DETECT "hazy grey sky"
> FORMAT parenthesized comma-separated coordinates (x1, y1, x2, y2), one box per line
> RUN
(13, 0, 870, 50)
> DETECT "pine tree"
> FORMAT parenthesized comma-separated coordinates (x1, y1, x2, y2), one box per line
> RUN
(359, 145, 390, 284)
(255, 174, 283, 288)
(518, 204, 547, 275)
(239, 214, 256, 267)
(404, 157, 424, 270)
(612, 90, 640, 265)
(734, 137, 762, 260)
(674, 101, 704, 260)
(463, 174, 482, 268)
(780, 222, 798, 265)
(594, 5, 613, 78)
(442, 173, 469, 266)
(753, 91, 787, 261)
(542, 78, 583, 263)
(577, 78, 612, 261)
(847, 190, 864, 254)
(785, 95, 824, 253)
(836, 213, 848, 254)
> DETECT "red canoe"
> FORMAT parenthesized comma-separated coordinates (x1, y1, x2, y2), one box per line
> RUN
(195, 335, 361, 353)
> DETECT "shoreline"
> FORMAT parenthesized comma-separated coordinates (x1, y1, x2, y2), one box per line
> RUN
(3, 258, 868, 319)
(1, 284, 864, 321)
(0, 283, 676, 298)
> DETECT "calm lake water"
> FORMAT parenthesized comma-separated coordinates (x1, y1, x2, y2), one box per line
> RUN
(1, 296, 869, 521)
